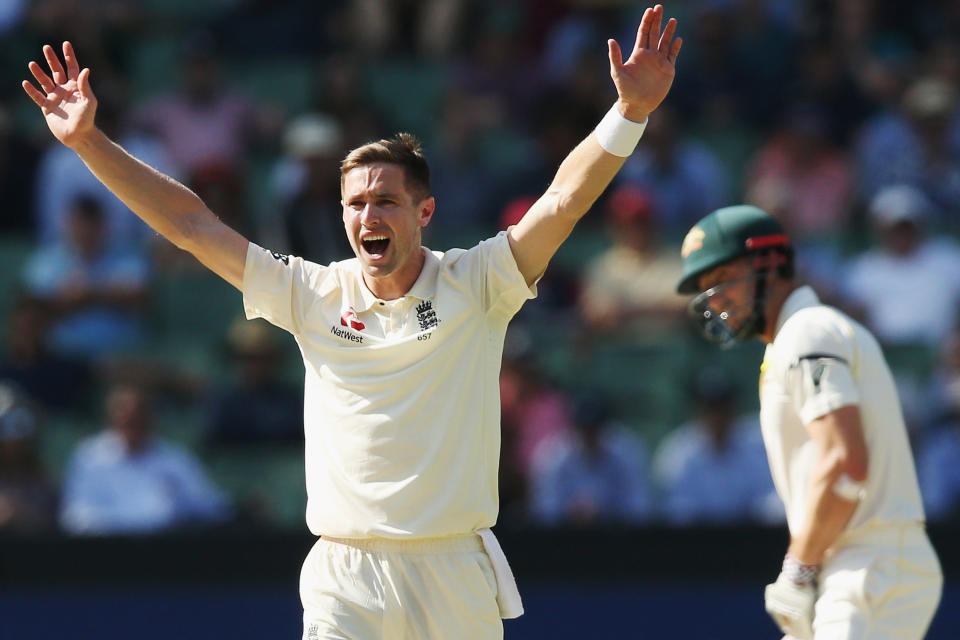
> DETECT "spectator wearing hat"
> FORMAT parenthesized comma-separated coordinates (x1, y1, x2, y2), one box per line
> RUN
(263, 113, 354, 263)
(843, 184, 960, 347)
(60, 382, 230, 535)
(530, 393, 654, 526)
(652, 369, 780, 526)
(856, 75, 960, 223)
(0, 383, 58, 533)
(578, 185, 686, 334)
(203, 317, 303, 447)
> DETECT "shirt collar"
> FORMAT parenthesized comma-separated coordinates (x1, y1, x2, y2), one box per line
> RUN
(349, 247, 439, 312)
(774, 285, 820, 336)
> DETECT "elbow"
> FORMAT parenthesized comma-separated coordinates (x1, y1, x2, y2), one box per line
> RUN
(824, 446, 869, 484)
(171, 210, 209, 253)
(844, 452, 869, 483)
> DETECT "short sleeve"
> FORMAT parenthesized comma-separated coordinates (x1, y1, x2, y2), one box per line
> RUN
(780, 313, 860, 425)
(242, 243, 330, 335)
(448, 231, 537, 319)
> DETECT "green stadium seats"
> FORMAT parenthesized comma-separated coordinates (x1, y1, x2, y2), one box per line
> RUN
(205, 447, 306, 529)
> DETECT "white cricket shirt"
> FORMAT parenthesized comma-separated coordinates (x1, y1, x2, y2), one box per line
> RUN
(758, 286, 925, 538)
(242, 232, 536, 538)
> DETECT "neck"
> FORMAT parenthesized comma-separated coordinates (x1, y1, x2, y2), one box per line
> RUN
(758, 282, 796, 344)
(362, 248, 426, 300)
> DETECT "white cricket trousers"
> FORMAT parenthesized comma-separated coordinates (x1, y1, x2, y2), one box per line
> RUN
(300, 533, 503, 640)
(810, 524, 942, 640)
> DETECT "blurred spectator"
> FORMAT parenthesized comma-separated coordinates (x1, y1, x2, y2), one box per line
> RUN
(349, 0, 469, 58)
(22, 196, 150, 360)
(34, 100, 172, 248)
(917, 418, 960, 522)
(745, 104, 855, 242)
(499, 334, 572, 481)
(131, 32, 257, 178)
(0, 382, 57, 533)
(0, 103, 39, 235)
(530, 393, 654, 526)
(653, 369, 779, 526)
(203, 318, 302, 447)
(0, 295, 91, 412)
(619, 104, 727, 239)
(578, 186, 685, 334)
(262, 113, 353, 262)
(844, 185, 960, 347)
(917, 329, 960, 521)
(60, 383, 229, 535)
(855, 75, 960, 224)
(926, 328, 960, 427)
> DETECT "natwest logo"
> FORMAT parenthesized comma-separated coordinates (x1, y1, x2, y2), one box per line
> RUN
(340, 307, 365, 331)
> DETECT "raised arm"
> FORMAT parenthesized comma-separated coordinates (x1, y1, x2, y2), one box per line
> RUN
(22, 42, 248, 289)
(507, 5, 682, 285)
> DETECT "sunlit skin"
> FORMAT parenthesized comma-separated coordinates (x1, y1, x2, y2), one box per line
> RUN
(341, 163, 435, 300)
(696, 256, 793, 344)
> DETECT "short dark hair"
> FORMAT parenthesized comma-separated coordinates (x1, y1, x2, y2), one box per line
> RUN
(340, 133, 430, 202)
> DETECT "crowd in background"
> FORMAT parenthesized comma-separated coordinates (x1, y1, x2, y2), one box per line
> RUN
(1, 0, 960, 535)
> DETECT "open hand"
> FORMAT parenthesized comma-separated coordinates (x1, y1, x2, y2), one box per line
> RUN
(22, 42, 97, 149)
(608, 5, 682, 122)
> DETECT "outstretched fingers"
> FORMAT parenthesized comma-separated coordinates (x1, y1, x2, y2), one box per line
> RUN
(608, 39, 624, 74)
(78, 67, 92, 98)
(28, 60, 55, 94)
(63, 41, 80, 80)
(658, 18, 677, 55)
(635, 7, 653, 52)
(22, 80, 48, 109)
(43, 44, 67, 85)
(668, 37, 683, 63)
(649, 5, 663, 50)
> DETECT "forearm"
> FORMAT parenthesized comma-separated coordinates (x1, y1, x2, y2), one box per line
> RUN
(544, 133, 629, 223)
(70, 129, 212, 249)
(788, 457, 860, 564)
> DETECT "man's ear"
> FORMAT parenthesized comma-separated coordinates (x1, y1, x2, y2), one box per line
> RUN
(418, 196, 436, 228)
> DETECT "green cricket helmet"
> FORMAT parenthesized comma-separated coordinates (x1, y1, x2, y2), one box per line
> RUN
(677, 205, 793, 348)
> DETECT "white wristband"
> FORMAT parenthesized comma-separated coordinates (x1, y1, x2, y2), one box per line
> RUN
(832, 473, 866, 501)
(594, 104, 648, 157)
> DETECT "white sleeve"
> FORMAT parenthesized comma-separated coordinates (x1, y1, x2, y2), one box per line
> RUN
(782, 316, 860, 425)
(241, 243, 330, 335)
(445, 231, 537, 319)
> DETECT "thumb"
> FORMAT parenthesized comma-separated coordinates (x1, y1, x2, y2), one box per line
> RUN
(608, 39, 623, 78)
(78, 67, 92, 98)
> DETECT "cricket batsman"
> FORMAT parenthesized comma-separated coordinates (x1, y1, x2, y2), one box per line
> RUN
(676, 205, 943, 639)
(23, 6, 682, 638)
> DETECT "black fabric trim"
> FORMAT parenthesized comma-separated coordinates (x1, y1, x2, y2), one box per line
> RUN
(796, 353, 848, 364)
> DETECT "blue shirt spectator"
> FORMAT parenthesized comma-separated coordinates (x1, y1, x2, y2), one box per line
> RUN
(653, 371, 781, 525)
(23, 196, 150, 360)
(530, 395, 655, 526)
(60, 383, 229, 535)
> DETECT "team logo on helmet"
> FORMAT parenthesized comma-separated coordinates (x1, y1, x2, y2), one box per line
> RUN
(681, 226, 706, 258)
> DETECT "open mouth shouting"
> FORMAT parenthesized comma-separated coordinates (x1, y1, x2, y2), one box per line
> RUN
(360, 233, 391, 260)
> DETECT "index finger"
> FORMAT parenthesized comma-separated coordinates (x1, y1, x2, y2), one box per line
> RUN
(63, 41, 80, 80)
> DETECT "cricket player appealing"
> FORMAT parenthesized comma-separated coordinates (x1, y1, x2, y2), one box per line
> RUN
(23, 6, 681, 638)
(676, 205, 943, 639)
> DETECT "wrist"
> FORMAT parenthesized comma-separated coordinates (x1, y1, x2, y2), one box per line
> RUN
(594, 103, 648, 157)
(615, 99, 649, 124)
(782, 554, 820, 586)
(66, 127, 101, 153)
